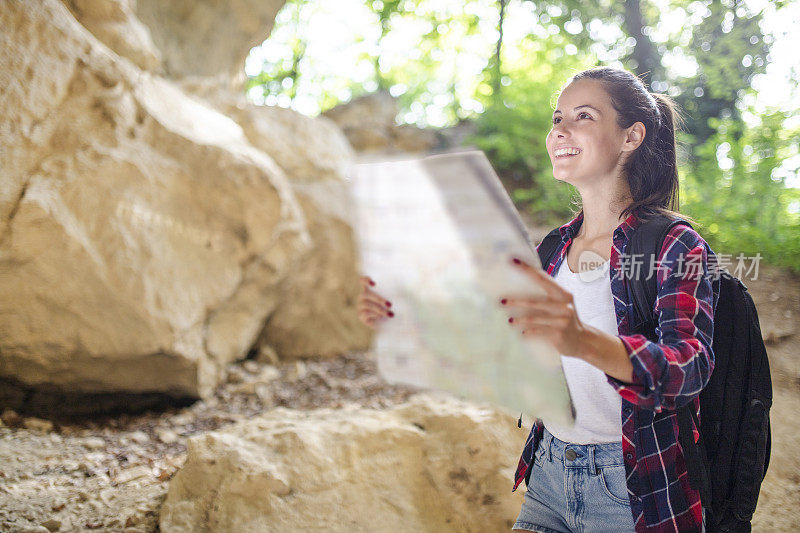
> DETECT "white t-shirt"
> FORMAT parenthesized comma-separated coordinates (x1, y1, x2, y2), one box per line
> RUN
(543, 257, 623, 444)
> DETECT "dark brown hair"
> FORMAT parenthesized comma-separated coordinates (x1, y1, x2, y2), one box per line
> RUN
(565, 66, 694, 224)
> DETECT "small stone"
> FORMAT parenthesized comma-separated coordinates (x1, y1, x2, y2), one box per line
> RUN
(1, 408, 22, 427)
(125, 514, 141, 527)
(128, 430, 149, 444)
(114, 465, 152, 484)
(23, 417, 54, 432)
(287, 360, 307, 381)
(40, 518, 61, 532)
(225, 366, 245, 384)
(255, 383, 273, 402)
(256, 344, 279, 365)
(256, 366, 281, 384)
(243, 360, 259, 373)
(156, 428, 178, 444)
(58, 425, 77, 436)
(82, 437, 106, 450)
(230, 381, 256, 395)
(171, 410, 194, 425)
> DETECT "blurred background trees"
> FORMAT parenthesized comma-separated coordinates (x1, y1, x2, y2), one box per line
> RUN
(244, 0, 800, 272)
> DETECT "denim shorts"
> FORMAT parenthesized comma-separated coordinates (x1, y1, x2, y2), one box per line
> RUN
(512, 427, 636, 533)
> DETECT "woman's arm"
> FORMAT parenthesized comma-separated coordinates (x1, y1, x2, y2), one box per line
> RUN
(575, 326, 635, 384)
(602, 225, 718, 413)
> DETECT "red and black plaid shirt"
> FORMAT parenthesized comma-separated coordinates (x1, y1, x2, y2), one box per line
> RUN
(512, 210, 719, 533)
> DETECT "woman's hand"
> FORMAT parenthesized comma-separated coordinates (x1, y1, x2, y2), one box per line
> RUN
(357, 275, 394, 330)
(499, 257, 586, 357)
(500, 256, 635, 382)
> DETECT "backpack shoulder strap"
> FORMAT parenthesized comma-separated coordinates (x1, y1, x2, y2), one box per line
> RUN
(628, 214, 694, 331)
(536, 227, 562, 272)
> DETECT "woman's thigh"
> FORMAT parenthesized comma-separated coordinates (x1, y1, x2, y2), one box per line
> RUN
(512, 444, 571, 533)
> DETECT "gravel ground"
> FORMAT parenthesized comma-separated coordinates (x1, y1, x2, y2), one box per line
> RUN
(0, 352, 419, 532)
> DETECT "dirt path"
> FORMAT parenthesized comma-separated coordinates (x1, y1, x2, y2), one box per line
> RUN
(739, 264, 800, 531)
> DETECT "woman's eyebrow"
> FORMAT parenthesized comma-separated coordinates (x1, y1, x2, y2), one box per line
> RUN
(552, 105, 601, 115)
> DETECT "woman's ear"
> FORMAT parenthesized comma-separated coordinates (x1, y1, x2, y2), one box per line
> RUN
(622, 121, 646, 153)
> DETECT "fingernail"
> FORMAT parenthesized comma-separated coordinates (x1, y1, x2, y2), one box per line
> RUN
(500, 298, 507, 305)
(508, 317, 514, 323)
(388, 311, 395, 317)
(369, 280, 375, 286)
(385, 300, 392, 307)
(512, 258, 521, 264)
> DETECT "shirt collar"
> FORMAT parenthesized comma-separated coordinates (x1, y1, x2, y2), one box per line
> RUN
(557, 209, 642, 241)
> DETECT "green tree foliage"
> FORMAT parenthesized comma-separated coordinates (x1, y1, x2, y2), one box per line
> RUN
(245, 0, 800, 272)
(681, 105, 800, 270)
(467, 37, 592, 226)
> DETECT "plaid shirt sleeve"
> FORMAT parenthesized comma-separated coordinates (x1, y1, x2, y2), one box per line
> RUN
(606, 225, 716, 413)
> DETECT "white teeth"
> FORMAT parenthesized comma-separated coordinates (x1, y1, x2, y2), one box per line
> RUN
(555, 148, 581, 156)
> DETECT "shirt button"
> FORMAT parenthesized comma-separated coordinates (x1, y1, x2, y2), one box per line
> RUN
(624, 407, 632, 415)
(565, 449, 577, 461)
(626, 453, 634, 461)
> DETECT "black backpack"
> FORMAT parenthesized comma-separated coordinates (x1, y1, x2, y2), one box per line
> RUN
(536, 214, 772, 533)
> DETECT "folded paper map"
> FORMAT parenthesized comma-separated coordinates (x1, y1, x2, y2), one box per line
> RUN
(347, 149, 574, 426)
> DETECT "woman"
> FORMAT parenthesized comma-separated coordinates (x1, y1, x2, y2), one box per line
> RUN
(358, 66, 718, 533)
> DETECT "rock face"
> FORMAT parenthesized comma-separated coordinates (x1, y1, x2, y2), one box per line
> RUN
(134, 0, 285, 80)
(63, 0, 162, 72)
(322, 90, 439, 154)
(159, 393, 524, 532)
(0, 0, 371, 409)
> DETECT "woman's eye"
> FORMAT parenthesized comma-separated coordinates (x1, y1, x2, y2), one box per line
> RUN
(552, 113, 591, 125)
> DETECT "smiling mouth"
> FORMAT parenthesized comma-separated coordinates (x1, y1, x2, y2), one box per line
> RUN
(554, 148, 582, 158)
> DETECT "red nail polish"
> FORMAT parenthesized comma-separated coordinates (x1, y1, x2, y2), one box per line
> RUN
(369, 280, 375, 286)
(508, 317, 514, 323)
(385, 301, 392, 307)
(500, 298, 507, 305)
(388, 311, 395, 317)
(512, 258, 521, 264)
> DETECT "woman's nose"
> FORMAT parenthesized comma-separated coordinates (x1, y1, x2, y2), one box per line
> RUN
(552, 122, 569, 136)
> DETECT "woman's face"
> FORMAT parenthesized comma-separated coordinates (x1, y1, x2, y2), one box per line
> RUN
(545, 78, 633, 187)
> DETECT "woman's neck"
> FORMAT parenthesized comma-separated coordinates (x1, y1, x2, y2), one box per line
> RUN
(577, 203, 631, 241)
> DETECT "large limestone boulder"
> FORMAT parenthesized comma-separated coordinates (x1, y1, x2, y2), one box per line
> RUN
(159, 393, 525, 532)
(220, 102, 369, 359)
(62, 0, 162, 72)
(188, 87, 372, 360)
(322, 90, 438, 154)
(134, 0, 285, 80)
(0, 0, 369, 407)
